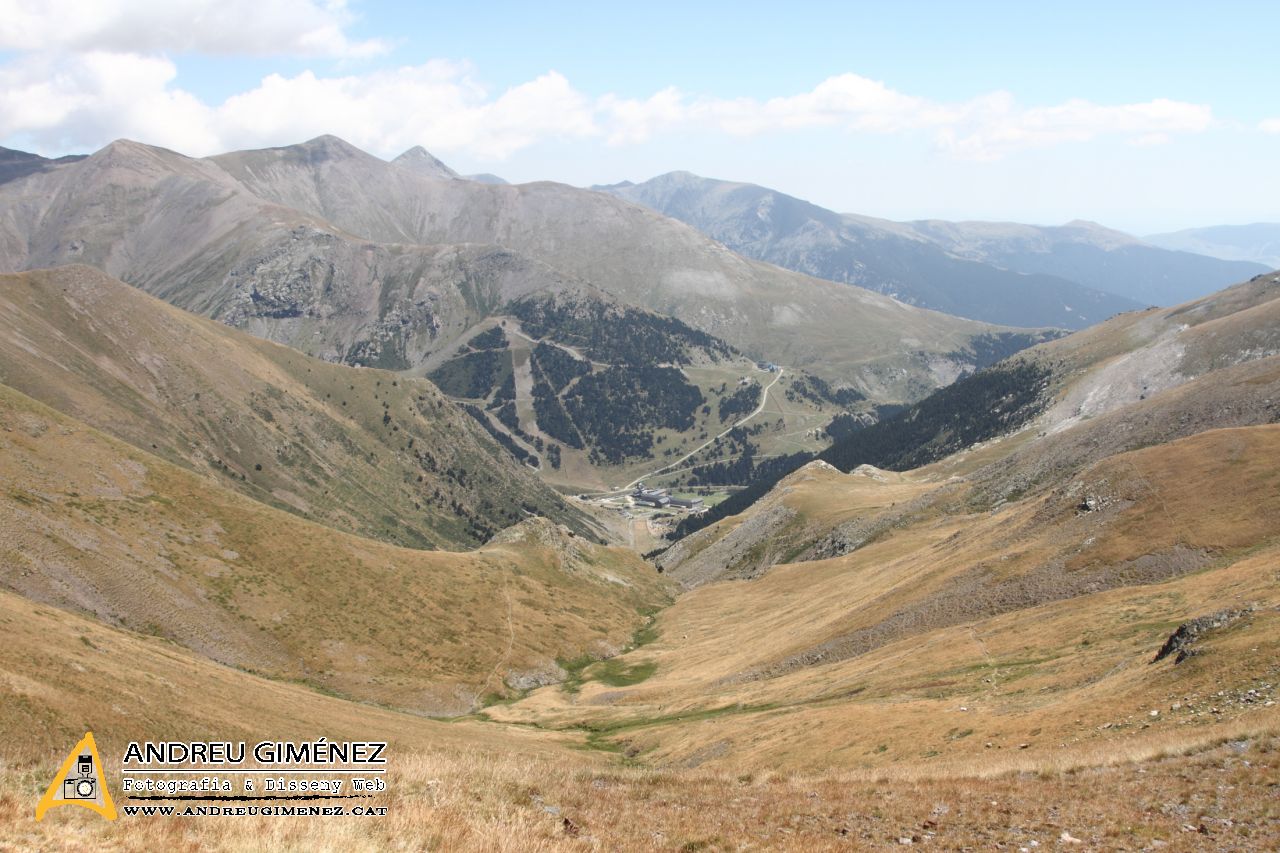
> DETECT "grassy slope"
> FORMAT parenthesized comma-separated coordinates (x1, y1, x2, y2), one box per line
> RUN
(0, 381, 673, 714)
(0, 266, 591, 549)
(2, 586, 1276, 850)
(490, 425, 1280, 776)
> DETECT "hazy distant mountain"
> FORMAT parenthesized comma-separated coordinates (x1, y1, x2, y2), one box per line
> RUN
(912, 218, 1269, 306)
(599, 172, 1139, 329)
(601, 171, 1267, 323)
(1145, 223, 1280, 270)
(0, 145, 85, 185)
(465, 172, 509, 185)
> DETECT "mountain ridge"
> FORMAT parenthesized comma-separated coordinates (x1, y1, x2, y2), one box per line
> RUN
(601, 170, 1267, 324)
(1146, 222, 1280, 269)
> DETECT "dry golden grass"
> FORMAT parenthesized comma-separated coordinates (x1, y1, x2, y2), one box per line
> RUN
(10, 417, 1276, 848)
(0, 383, 672, 715)
(4, 727, 1277, 850)
(2, 580, 1275, 849)
(491, 427, 1280, 778)
(9, 574, 1270, 851)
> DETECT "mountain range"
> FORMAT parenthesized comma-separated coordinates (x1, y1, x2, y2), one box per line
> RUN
(600, 171, 1268, 327)
(1146, 222, 1280, 269)
(0, 136, 1046, 414)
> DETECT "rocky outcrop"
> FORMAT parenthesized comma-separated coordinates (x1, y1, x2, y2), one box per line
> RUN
(1153, 607, 1256, 664)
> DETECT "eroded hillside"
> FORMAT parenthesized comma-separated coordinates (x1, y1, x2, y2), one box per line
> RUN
(0, 381, 672, 714)
(0, 266, 589, 548)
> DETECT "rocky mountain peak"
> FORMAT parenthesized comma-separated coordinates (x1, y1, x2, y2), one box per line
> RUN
(289, 134, 375, 163)
(392, 145, 459, 179)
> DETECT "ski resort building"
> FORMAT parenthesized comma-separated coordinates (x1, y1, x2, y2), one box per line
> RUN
(630, 483, 703, 511)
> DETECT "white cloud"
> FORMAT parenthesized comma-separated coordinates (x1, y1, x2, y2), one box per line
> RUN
(704, 74, 944, 135)
(0, 54, 597, 158)
(1260, 118, 1280, 134)
(0, 34, 1217, 164)
(0, 1, 1229, 164)
(0, 0, 386, 58)
(217, 64, 596, 158)
(0, 51, 220, 154)
(937, 95, 1214, 160)
(599, 87, 687, 145)
(596, 76, 1211, 162)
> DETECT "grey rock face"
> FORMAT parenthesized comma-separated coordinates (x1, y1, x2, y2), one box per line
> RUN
(392, 145, 460, 180)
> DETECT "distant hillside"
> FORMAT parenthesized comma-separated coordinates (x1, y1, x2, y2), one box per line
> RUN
(602, 171, 1267, 322)
(0, 266, 593, 549)
(600, 171, 1137, 329)
(0, 145, 85, 185)
(912, 218, 1270, 306)
(1146, 223, 1280, 269)
(423, 286, 855, 489)
(667, 270, 1280, 551)
(207, 137, 1037, 394)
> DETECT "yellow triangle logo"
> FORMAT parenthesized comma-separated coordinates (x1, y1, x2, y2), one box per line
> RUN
(35, 731, 117, 821)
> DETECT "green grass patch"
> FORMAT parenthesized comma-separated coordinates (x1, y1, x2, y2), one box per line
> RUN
(631, 619, 660, 648)
(572, 701, 782, 738)
(590, 659, 657, 687)
(556, 653, 596, 695)
(478, 689, 530, 709)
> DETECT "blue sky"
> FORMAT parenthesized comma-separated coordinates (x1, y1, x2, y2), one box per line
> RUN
(1, 1, 1276, 232)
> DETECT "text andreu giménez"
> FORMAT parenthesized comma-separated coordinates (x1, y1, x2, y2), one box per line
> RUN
(122, 740, 387, 766)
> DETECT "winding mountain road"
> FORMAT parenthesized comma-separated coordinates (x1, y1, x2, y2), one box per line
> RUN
(618, 367, 785, 493)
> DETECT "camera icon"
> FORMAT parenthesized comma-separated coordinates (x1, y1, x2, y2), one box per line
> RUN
(62, 754, 97, 800)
